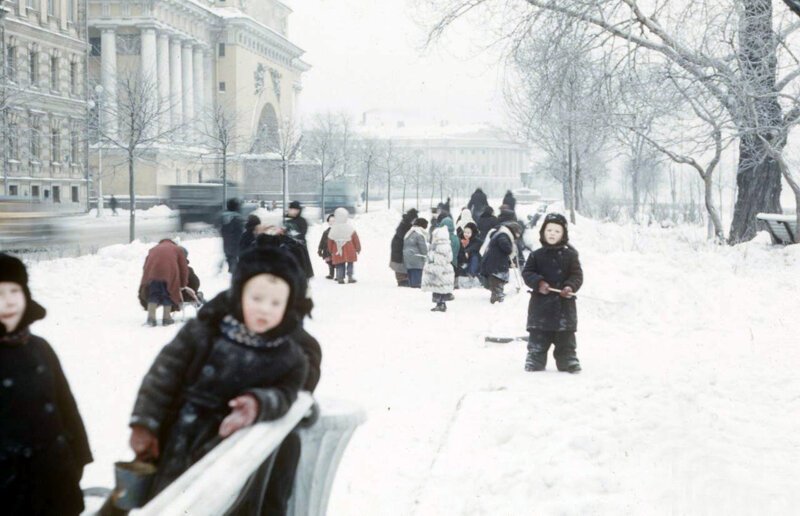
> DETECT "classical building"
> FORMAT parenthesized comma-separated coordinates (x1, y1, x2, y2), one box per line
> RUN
(86, 0, 309, 200)
(1, 0, 91, 212)
(357, 116, 530, 198)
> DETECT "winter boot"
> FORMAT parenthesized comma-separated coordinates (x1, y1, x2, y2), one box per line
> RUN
(162, 307, 174, 326)
(347, 277, 357, 284)
(337, 278, 345, 284)
(431, 302, 446, 312)
(146, 303, 158, 327)
(524, 352, 546, 372)
(553, 332, 580, 373)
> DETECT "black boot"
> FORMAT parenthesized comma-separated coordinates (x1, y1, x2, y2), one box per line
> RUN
(430, 302, 446, 312)
(347, 277, 357, 284)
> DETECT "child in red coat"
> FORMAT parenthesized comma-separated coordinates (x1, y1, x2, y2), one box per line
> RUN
(326, 207, 361, 284)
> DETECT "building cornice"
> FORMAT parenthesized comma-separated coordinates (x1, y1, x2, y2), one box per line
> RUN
(4, 17, 89, 49)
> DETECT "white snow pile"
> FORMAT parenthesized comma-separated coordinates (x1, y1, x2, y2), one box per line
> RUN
(20, 209, 800, 515)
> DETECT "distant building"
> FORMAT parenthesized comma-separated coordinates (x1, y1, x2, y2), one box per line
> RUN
(356, 115, 530, 197)
(1, 0, 91, 212)
(86, 0, 310, 200)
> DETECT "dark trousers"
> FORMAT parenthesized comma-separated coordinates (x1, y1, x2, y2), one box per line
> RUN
(488, 276, 506, 302)
(335, 262, 354, 280)
(527, 330, 580, 371)
(326, 263, 335, 278)
(394, 271, 409, 287)
(432, 293, 448, 303)
(407, 268, 423, 288)
(226, 254, 238, 273)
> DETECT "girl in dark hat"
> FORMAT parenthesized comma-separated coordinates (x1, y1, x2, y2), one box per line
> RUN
(521, 213, 583, 374)
(0, 253, 92, 516)
(127, 246, 311, 503)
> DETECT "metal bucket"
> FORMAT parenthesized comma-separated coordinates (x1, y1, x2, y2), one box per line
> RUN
(111, 461, 157, 511)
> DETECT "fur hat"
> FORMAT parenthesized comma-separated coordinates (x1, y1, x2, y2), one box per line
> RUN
(226, 198, 241, 212)
(413, 217, 429, 229)
(502, 221, 524, 239)
(0, 253, 46, 334)
(230, 246, 309, 335)
(463, 222, 479, 236)
(539, 212, 569, 245)
(289, 200, 302, 210)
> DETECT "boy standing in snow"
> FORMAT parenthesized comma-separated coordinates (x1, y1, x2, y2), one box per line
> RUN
(0, 254, 93, 516)
(318, 213, 336, 279)
(522, 213, 583, 373)
(422, 225, 455, 312)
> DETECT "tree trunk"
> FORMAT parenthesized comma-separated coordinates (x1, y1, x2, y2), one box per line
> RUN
(387, 167, 392, 210)
(222, 151, 228, 211)
(729, 0, 783, 243)
(703, 173, 725, 241)
(128, 153, 136, 243)
(321, 176, 326, 222)
(402, 179, 407, 212)
(575, 151, 583, 213)
(365, 162, 370, 213)
(567, 126, 575, 224)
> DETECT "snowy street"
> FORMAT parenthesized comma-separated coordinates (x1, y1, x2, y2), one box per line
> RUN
(23, 210, 800, 515)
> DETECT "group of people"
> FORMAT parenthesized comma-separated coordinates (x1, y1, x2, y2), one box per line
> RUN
(389, 190, 526, 311)
(389, 188, 584, 373)
(2, 205, 323, 515)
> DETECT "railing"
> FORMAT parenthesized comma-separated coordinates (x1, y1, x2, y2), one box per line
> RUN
(124, 394, 365, 516)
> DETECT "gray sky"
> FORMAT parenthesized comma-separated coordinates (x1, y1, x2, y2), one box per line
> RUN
(284, 0, 507, 126)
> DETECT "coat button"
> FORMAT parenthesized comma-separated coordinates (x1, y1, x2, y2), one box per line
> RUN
(22, 447, 32, 458)
(2, 378, 12, 388)
(44, 402, 55, 414)
(202, 365, 215, 377)
(36, 365, 46, 374)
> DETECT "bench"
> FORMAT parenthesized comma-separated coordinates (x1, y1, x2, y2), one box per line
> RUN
(85, 395, 365, 516)
(757, 213, 798, 244)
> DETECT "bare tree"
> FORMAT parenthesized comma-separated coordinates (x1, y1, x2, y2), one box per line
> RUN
(357, 138, 381, 212)
(197, 100, 244, 210)
(306, 111, 343, 220)
(98, 71, 181, 242)
(423, 0, 800, 243)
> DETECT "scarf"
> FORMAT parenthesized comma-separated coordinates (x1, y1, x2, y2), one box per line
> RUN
(0, 326, 31, 346)
(404, 226, 427, 240)
(480, 226, 517, 263)
(220, 315, 289, 349)
(328, 221, 356, 256)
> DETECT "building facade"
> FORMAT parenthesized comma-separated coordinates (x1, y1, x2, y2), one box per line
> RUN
(86, 0, 309, 200)
(1, 0, 91, 212)
(358, 119, 530, 198)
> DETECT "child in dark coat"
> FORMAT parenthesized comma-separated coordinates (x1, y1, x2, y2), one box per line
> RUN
(128, 247, 311, 502)
(521, 213, 583, 373)
(0, 254, 93, 516)
(318, 213, 336, 279)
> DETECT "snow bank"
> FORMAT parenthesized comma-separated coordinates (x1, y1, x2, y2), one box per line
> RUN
(19, 210, 800, 515)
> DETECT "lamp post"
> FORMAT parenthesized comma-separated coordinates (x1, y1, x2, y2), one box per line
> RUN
(94, 84, 105, 217)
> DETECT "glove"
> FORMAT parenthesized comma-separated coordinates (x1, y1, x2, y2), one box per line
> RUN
(130, 425, 159, 461)
(537, 280, 550, 295)
(560, 286, 574, 298)
(218, 394, 259, 438)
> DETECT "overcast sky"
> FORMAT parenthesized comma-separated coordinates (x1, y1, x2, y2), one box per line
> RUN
(284, 0, 508, 126)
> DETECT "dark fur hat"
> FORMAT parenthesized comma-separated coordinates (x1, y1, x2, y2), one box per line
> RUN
(0, 253, 46, 335)
(539, 212, 569, 245)
(230, 246, 310, 335)
(413, 217, 429, 229)
(226, 198, 241, 212)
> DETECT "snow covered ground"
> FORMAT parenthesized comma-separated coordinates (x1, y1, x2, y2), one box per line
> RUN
(21, 208, 800, 515)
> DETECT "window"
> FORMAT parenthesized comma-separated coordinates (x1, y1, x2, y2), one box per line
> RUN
(44, 189, 50, 200)
(27, 0, 40, 11)
(71, 186, 79, 202)
(219, 81, 226, 92)
(52, 186, 60, 203)
(47, 0, 54, 16)
(6, 122, 18, 159)
(51, 128, 61, 163)
(6, 46, 16, 82)
(32, 186, 40, 198)
(9, 185, 19, 196)
(67, 0, 74, 22)
(51, 56, 58, 90)
(90, 38, 101, 57)
(218, 43, 225, 57)
(29, 50, 39, 85)
(30, 119, 41, 160)
(70, 62, 78, 94)
(70, 131, 79, 163)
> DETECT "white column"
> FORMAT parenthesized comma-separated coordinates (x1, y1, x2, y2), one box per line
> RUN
(170, 37, 183, 129)
(100, 28, 118, 138)
(157, 32, 171, 132)
(140, 27, 158, 138)
(182, 42, 194, 131)
(193, 45, 205, 116)
(204, 49, 214, 109)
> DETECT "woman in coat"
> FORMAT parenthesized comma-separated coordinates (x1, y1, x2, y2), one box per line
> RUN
(327, 207, 362, 284)
(139, 239, 189, 326)
(390, 208, 418, 287)
(422, 226, 455, 312)
(403, 218, 429, 288)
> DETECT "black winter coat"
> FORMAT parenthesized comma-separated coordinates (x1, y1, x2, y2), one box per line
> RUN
(477, 214, 499, 238)
(481, 231, 515, 277)
(317, 227, 332, 260)
(284, 215, 309, 244)
(468, 190, 488, 219)
(220, 212, 245, 257)
(290, 327, 322, 392)
(390, 220, 413, 264)
(129, 292, 309, 498)
(502, 191, 517, 212)
(0, 333, 92, 516)
(522, 244, 583, 331)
